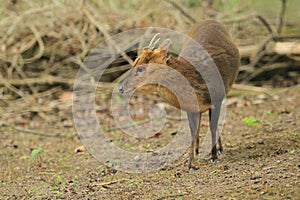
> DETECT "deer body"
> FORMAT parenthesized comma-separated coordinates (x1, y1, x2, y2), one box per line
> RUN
(119, 20, 240, 169)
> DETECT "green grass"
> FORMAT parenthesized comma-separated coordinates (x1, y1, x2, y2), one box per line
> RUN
(31, 147, 44, 159)
(242, 111, 279, 128)
(242, 116, 260, 127)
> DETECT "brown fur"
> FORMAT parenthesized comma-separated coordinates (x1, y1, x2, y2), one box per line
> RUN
(120, 20, 240, 168)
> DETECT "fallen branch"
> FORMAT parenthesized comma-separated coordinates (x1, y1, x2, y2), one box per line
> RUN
(94, 178, 130, 187)
(154, 192, 189, 200)
(82, 1, 134, 66)
(233, 84, 271, 94)
(221, 13, 274, 35)
(238, 44, 259, 58)
(273, 42, 300, 55)
(0, 75, 74, 86)
(1, 122, 69, 138)
(0, 73, 26, 99)
(242, 62, 292, 83)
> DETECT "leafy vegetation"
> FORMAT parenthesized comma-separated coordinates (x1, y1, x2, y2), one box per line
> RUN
(242, 116, 260, 127)
(242, 111, 279, 128)
(30, 147, 44, 159)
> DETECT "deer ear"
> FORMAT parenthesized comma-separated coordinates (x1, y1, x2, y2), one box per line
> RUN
(159, 39, 172, 62)
(159, 39, 172, 52)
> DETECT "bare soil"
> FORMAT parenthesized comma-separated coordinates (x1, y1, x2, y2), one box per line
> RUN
(1, 85, 299, 200)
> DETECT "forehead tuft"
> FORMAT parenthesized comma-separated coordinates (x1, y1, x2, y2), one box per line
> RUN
(135, 49, 152, 62)
(140, 48, 153, 56)
(135, 47, 168, 66)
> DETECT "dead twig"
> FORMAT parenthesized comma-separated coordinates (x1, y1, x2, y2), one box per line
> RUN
(233, 84, 271, 95)
(1, 4, 56, 41)
(272, 35, 300, 41)
(11, 24, 44, 96)
(1, 122, 69, 138)
(0, 75, 118, 90)
(221, 14, 274, 35)
(256, 15, 274, 36)
(82, 1, 134, 66)
(0, 73, 26, 99)
(277, 0, 287, 35)
(251, 34, 300, 66)
(153, 192, 189, 200)
(103, 64, 131, 74)
(94, 178, 130, 187)
(166, 0, 197, 23)
(21, 24, 45, 64)
(2, 99, 72, 118)
(251, 36, 276, 66)
(0, 75, 74, 86)
(106, 118, 151, 132)
(242, 62, 292, 83)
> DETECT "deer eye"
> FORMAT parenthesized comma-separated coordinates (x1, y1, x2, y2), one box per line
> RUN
(136, 66, 145, 75)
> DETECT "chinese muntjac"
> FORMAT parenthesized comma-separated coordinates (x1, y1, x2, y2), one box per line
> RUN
(119, 20, 240, 169)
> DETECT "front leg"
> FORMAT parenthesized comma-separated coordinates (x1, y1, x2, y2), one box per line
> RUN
(187, 112, 201, 169)
(217, 133, 223, 155)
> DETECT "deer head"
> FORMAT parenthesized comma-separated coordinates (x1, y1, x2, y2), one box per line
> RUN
(119, 34, 173, 94)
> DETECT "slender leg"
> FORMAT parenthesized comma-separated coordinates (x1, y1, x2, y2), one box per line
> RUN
(217, 134, 223, 155)
(209, 102, 221, 162)
(187, 112, 200, 169)
(195, 114, 201, 155)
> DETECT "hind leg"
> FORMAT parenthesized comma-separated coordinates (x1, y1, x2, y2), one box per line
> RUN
(187, 112, 201, 169)
(209, 102, 221, 162)
(195, 114, 201, 155)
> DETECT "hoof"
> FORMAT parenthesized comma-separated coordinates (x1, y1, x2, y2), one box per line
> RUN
(189, 165, 199, 171)
(211, 157, 218, 163)
(218, 150, 223, 155)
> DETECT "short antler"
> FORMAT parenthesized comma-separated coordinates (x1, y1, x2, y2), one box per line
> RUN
(148, 33, 161, 49)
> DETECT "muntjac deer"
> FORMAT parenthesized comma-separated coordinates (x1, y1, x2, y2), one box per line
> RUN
(119, 20, 240, 169)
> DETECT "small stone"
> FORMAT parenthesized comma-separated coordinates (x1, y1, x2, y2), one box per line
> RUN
(74, 145, 85, 153)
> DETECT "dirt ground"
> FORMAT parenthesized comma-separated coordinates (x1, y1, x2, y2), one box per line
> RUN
(1, 85, 299, 200)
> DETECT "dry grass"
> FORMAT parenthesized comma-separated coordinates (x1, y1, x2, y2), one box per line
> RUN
(0, 0, 298, 120)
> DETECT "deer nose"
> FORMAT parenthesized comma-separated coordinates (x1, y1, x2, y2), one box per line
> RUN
(119, 84, 124, 94)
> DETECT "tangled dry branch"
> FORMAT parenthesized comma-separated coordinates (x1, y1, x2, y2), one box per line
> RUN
(0, 0, 299, 125)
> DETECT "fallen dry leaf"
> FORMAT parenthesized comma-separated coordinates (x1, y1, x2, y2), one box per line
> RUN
(74, 145, 85, 153)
